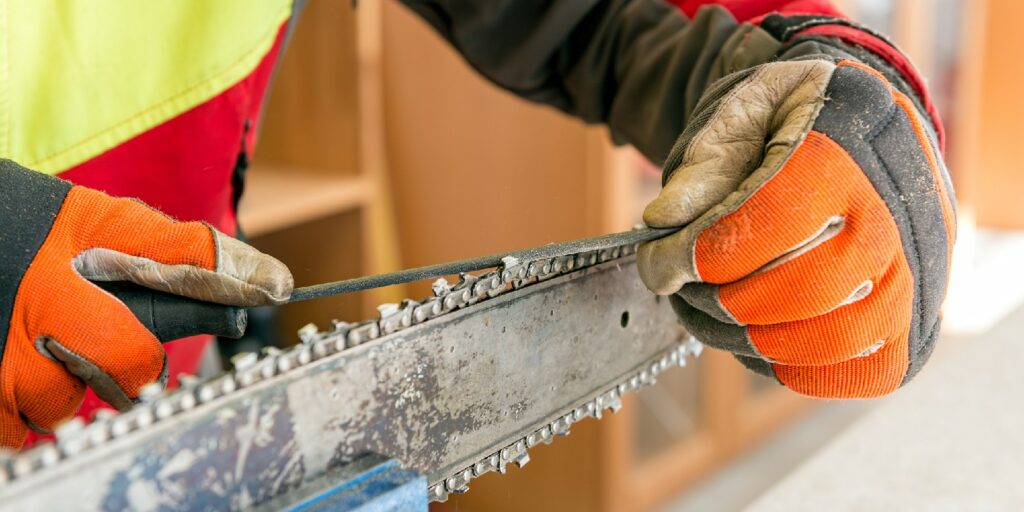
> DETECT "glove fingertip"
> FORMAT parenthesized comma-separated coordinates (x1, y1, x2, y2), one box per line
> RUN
(637, 239, 688, 296)
(213, 232, 294, 304)
(254, 257, 294, 305)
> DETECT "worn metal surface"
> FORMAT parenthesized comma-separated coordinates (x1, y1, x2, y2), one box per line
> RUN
(0, 252, 699, 510)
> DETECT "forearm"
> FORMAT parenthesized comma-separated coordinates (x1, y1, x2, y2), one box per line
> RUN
(399, 0, 746, 164)
(400, 0, 942, 162)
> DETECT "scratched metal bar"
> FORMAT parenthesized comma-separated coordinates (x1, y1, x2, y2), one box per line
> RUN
(0, 258, 693, 510)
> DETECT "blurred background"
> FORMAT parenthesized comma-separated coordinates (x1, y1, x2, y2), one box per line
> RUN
(236, 0, 1022, 510)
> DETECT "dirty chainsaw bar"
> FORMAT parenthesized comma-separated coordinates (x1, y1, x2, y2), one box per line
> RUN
(0, 229, 702, 509)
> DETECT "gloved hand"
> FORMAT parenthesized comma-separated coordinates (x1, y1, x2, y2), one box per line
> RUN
(638, 58, 955, 398)
(0, 160, 293, 446)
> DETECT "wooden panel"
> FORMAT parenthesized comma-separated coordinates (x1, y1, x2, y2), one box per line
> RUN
(254, 0, 360, 174)
(962, 0, 1024, 227)
(239, 166, 369, 237)
(381, 0, 593, 278)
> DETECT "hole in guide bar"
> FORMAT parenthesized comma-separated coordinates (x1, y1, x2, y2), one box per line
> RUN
(620, 311, 630, 328)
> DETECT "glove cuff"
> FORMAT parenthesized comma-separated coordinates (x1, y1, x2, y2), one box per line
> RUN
(0, 160, 72, 359)
(760, 14, 946, 151)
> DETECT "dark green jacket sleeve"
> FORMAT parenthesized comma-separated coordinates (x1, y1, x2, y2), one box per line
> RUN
(399, 1, 752, 164)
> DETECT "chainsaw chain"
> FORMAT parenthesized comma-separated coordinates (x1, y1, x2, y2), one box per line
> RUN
(0, 241, 704, 502)
(429, 337, 701, 502)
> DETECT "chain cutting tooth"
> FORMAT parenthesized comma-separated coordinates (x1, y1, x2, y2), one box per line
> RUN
(133, 406, 155, 429)
(311, 340, 329, 359)
(604, 389, 623, 413)
(109, 415, 131, 438)
(54, 417, 86, 457)
(84, 410, 113, 445)
(377, 303, 400, 334)
(256, 347, 281, 380)
(297, 323, 320, 344)
(153, 396, 176, 420)
(175, 374, 200, 411)
(593, 396, 606, 420)
(277, 346, 300, 373)
(217, 374, 236, 397)
(500, 256, 529, 289)
(499, 256, 521, 280)
(231, 352, 258, 372)
(233, 352, 259, 387)
(294, 345, 313, 366)
(432, 278, 451, 297)
(429, 485, 448, 503)
(442, 280, 473, 309)
(11, 453, 35, 478)
(40, 447, 60, 469)
(687, 337, 704, 357)
(551, 415, 571, 436)
(196, 384, 216, 403)
(498, 440, 529, 472)
(330, 320, 352, 336)
(509, 440, 530, 468)
(177, 373, 199, 389)
(454, 274, 480, 305)
(376, 300, 417, 334)
(137, 382, 164, 403)
(399, 300, 418, 327)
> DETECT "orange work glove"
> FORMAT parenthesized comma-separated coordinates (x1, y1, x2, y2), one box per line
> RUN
(0, 160, 293, 447)
(638, 58, 955, 398)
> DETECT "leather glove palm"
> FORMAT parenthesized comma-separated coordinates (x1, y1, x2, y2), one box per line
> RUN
(638, 58, 955, 398)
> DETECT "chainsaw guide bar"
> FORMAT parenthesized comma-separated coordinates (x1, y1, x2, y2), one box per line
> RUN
(0, 240, 700, 510)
